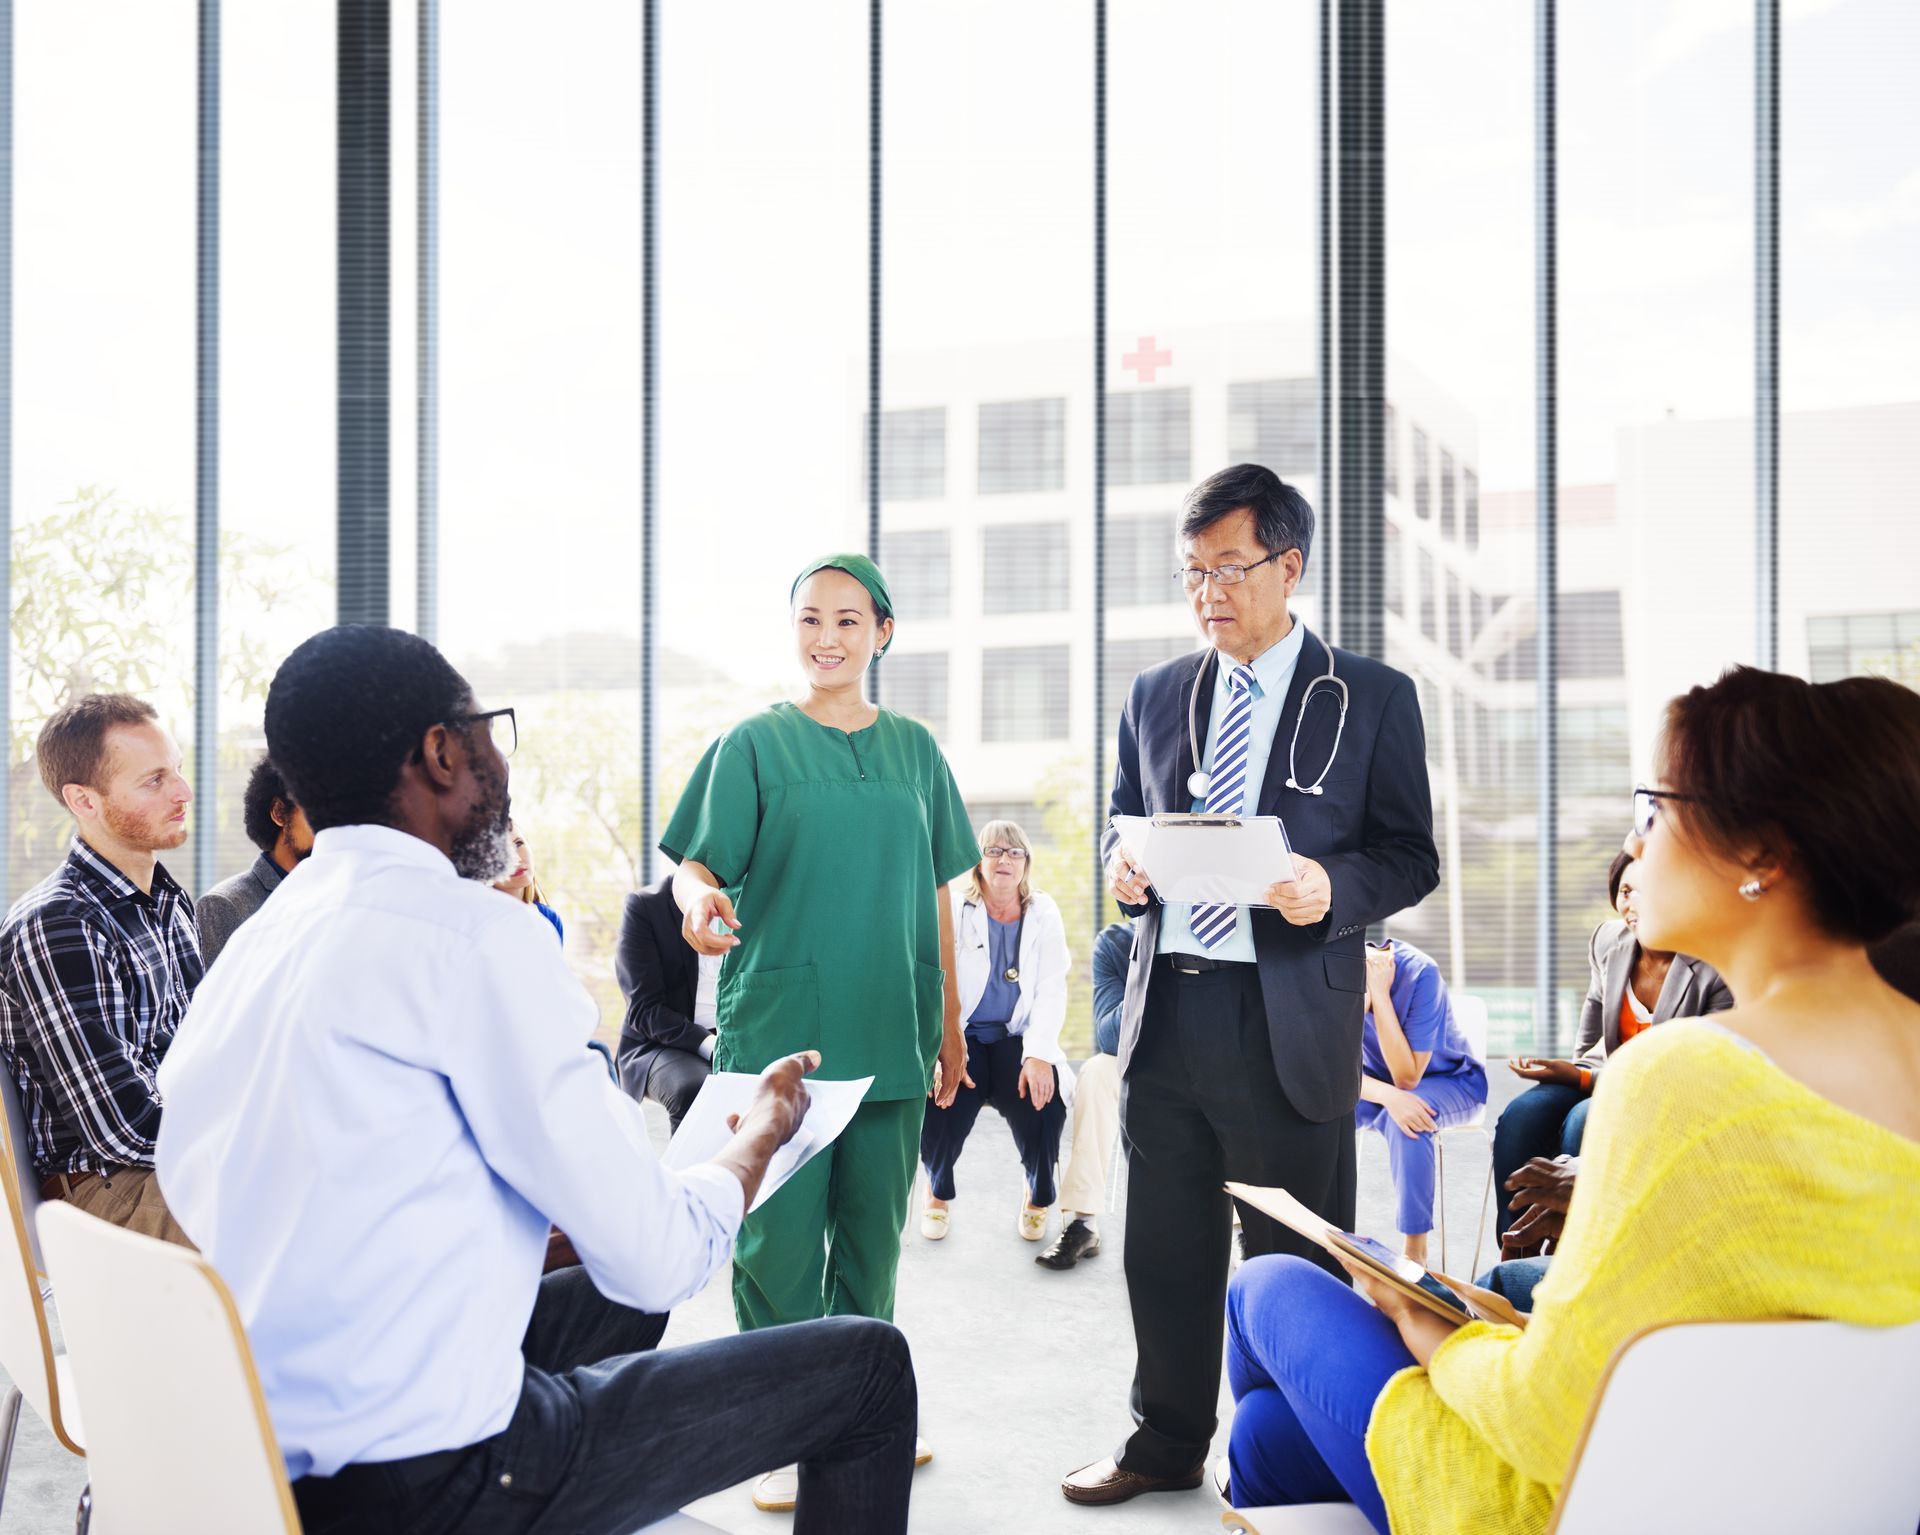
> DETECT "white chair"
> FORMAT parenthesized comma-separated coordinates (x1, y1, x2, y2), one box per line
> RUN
(1223, 1316, 1920, 1535)
(1433, 992, 1495, 1279)
(35, 1203, 734, 1535)
(0, 1066, 85, 1519)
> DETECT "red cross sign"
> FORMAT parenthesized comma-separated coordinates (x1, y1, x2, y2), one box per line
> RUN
(1121, 336, 1173, 384)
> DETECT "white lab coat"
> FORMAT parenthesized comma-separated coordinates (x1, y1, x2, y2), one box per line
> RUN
(950, 887, 1076, 1099)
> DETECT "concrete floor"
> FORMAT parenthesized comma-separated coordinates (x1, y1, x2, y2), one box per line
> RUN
(0, 1069, 1525, 1535)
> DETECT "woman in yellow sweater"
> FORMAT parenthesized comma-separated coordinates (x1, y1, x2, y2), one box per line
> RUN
(1224, 666, 1920, 1535)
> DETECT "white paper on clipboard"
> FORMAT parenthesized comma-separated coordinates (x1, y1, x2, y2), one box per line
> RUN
(1110, 814, 1295, 907)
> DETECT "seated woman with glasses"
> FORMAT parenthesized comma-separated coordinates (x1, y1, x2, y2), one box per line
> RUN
(919, 820, 1073, 1246)
(1218, 667, 1920, 1534)
(1491, 849, 1731, 1248)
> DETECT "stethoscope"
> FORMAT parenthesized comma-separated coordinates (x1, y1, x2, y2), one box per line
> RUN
(1186, 629, 1350, 801)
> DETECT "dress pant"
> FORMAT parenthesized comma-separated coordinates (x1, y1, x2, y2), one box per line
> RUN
(918, 1033, 1066, 1206)
(1119, 961, 1355, 1480)
(56, 1166, 195, 1248)
(639, 1047, 711, 1133)
(291, 1266, 916, 1535)
(1491, 1082, 1591, 1236)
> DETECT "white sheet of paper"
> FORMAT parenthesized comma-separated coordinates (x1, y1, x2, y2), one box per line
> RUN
(661, 1072, 874, 1213)
(1111, 814, 1296, 906)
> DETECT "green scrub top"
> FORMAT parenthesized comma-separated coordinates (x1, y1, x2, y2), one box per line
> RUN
(661, 703, 979, 1101)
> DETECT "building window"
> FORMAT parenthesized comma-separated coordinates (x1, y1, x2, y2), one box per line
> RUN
(1385, 520, 1404, 617)
(982, 522, 1070, 615)
(1411, 427, 1431, 520)
(1446, 570, 1465, 658)
(1494, 591, 1625, 681)
(883, 652, 949, 738)
(965, 800, 1045, 846)
(880, 529, 951, 621)
(1807, 611, 1920, 686)
(865, 407, 945, 501)
(1105, 635, 1192, 728)
(983, 645, 1070, 742)
(1439, 449, 1456, 540)
(1560, 707, 1631, 796)
(1226, 378, 1315, 481)
(1384, 403, 1399, 495)
(1107, 387, 1190, 486)
(1419, 548, 1437, 642)
(1463, 466, 1480, 548)
(979, 397, 1066, 495)
(1109, 512, 1178, 606)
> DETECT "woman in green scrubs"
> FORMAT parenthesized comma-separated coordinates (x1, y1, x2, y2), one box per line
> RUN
(663, 553, 977, 1342)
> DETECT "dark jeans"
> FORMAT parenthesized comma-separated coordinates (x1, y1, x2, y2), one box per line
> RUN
(291, 1265, 917, 1535)
(919, 1033, 1066, 1205)
(1491, 1081, 1591, 1237)
(1118, 963, 1356, 1481)
(1226, 1255, 1403, 1535)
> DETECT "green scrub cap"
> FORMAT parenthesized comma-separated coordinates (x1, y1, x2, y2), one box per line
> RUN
(790, 553, 896, 657)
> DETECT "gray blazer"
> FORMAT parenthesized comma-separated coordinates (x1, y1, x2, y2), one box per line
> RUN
(1574, 918, 1733, 1080)
(195, 852, 287, 967)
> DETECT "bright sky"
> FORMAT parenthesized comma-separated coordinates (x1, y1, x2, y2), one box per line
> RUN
(11, 0, 1916, 699)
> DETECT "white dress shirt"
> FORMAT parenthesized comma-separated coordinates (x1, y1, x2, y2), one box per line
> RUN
(156, 825, 744, 1480)
(1158, 619, 1307, 962)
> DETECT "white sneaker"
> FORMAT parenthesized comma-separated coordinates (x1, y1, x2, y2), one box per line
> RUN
(1018, 1203, 1048, 1242)
(753, 1465, 799, 1512)
(915, 1434, 933, 1467)
(921, 1205, 950, 1241)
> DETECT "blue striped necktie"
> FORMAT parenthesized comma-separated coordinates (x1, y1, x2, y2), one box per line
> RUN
(1189, 662, 1258, 950)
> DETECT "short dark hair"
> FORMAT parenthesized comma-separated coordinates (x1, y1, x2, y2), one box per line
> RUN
(1607, 850, 1634, 910)
(264, 626, 476, 833)
(1659, 667, 1920, 944)
(242, 755, 296, 853)
(1179, 463, 1316, 574)
(36, 693, 159, 806)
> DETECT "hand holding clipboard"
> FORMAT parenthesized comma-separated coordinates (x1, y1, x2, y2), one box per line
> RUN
(1108, 815, 1335, 925)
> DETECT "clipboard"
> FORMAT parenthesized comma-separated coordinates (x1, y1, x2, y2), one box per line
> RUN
(1110, 813, 1294, 907)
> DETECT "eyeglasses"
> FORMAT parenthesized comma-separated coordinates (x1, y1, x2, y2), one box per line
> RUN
(453, 707, 518, 759)
(1631, 786, 1705, 837)
(1175, 549, 1285, 591)
(981, 846, 1029, 863)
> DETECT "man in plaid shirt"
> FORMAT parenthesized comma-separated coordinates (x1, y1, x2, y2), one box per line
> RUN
(0, 693, 202, 1245)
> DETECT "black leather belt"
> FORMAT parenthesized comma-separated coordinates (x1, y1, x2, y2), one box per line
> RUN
(1163, 954, 1255, 975)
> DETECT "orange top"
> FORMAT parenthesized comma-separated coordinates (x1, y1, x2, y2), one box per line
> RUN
(1619, 987, 1651, 1044)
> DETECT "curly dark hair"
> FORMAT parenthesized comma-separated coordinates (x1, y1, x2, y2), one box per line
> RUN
(264, 626, 476, 833)
(241, 755, 295, 853)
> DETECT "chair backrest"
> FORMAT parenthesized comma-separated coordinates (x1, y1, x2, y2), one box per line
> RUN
(1450, 993, 1489, 1064)
(0, 1066, 79, 1451)
(37, 1202, 301, 1535)
(1549, 1317, 1920, 1534)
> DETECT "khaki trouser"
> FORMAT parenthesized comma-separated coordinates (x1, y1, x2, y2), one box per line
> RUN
(55, 1167, 197, 1249)
(1057, 1053, 1122, 1216)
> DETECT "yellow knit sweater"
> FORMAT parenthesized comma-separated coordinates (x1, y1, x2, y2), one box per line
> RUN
(1366, 1019, 1920, 1535)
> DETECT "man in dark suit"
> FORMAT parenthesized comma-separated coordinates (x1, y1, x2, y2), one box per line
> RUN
(614, 875, 714, 1130)
(1063, 464, 1439, 1507)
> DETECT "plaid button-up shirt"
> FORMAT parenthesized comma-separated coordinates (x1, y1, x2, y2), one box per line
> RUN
(0, 838, 204, 1177)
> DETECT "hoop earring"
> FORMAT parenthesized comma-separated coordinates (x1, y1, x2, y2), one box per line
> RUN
(1738, 877, 1767, 901)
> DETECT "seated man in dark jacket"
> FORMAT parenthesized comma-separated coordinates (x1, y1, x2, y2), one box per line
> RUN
(615, 874, 716, 1130)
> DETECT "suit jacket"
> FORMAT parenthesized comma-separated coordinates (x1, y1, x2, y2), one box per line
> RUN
(1105, 629, 1440, 1122)
(195, 851, 287, 967)
(1574, 918, 1733, 1080)
(613, 877, 708, 1102)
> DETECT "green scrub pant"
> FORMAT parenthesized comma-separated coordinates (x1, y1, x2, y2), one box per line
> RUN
(733, 1095, 925, 1331)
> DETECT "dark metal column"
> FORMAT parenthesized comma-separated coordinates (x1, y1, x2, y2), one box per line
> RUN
(417, 0, 439, 645)
(1755, 0, 1779, 670)
(338, 0, 390, 626)
(0, 0, 12, 900)
(1535, 0, 1560, 1047)
(641, 0, 659, 869)
(1333, 0, 1383, 661)
(1316, 0, 1333, 633)
(195, 0, 220, 895)
(866, 0, 883, 702)
(1092, 0, 1108, 928)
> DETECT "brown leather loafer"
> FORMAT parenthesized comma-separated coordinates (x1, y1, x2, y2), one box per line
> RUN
(1061, 1457, 1205, 1505)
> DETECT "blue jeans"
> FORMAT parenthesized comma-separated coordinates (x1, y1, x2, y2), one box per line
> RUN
(1353, 1071, 1489, 1235)
(1491, 1082, 1591, 1237)
(1477, 1256, 1552, 1313)
(291, 1266, 917, 1535)
(1226, 1255, 1412, 1535)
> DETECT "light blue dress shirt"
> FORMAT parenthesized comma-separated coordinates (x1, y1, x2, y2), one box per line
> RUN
(1158, 620, 1307, 962)
(156, 825, 744, 1479)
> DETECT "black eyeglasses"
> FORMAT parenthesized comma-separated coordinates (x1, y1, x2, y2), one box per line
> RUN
(452, 707, 517, 759)
(1631, 786, 1705, 837)
(981, 846, 1029, 863)
(1175, 549, 1285, 591)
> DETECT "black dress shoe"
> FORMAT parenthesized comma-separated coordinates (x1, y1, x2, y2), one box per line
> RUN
(1036, 1217, 1101, 1270)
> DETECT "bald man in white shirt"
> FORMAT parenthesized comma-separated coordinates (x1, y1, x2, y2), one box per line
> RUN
(157, 625, 916, 1535)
